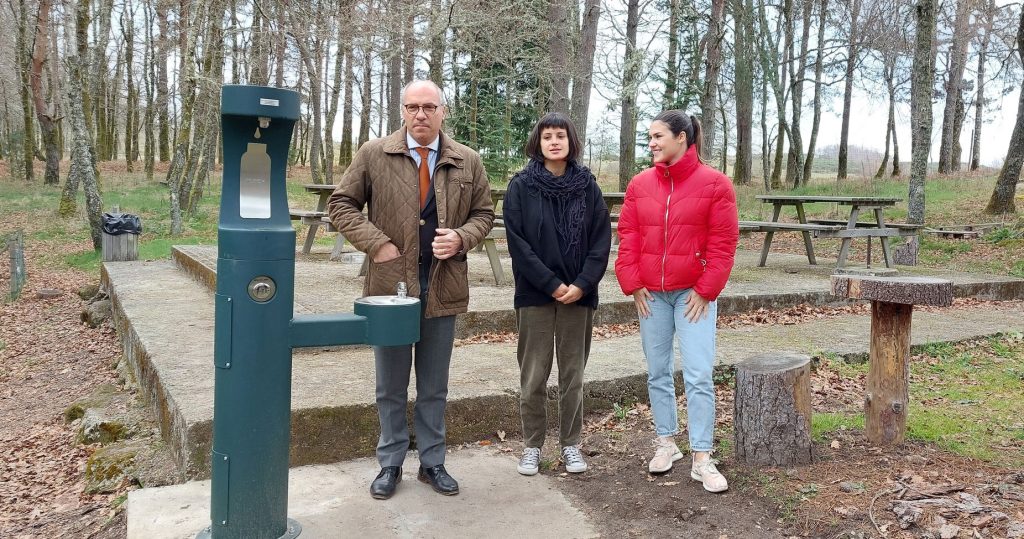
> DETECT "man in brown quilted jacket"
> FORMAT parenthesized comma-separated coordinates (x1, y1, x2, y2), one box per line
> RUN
(328, 80, 494, 500)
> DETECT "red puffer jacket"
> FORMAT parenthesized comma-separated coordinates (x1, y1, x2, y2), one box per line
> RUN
(615, 145, 739, 301)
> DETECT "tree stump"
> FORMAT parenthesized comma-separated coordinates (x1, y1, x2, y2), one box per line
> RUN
(831, 275, 953, 445)
(734, 352, 813, 466)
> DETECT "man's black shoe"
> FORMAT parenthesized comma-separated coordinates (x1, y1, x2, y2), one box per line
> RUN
(370, 466, 402, 499)
(417, 464, 459, 495)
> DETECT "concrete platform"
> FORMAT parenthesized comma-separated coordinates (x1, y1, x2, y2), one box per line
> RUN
(127, 448, 598, 539)
(169, 245, 1024, 339)
(102, 245, 1024, 479)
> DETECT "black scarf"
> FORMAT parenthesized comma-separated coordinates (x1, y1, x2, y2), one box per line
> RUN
(520, 159, 591, 263)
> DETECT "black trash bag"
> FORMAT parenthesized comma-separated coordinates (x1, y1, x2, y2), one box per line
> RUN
(101, 213, 143, 235)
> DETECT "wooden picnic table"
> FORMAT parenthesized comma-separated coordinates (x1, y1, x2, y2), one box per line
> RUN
(293, 183, 343, 255)
(753, 194, 916, 269)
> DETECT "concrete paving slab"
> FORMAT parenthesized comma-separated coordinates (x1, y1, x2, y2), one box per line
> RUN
(127, 448, 598, 539)
(102, 246, 1024, 479)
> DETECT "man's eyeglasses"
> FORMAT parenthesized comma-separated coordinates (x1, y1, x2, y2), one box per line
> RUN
(404, 104, 440, 115)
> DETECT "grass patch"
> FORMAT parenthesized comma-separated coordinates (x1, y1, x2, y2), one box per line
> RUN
(811, 413, 865, 442)
(903, 334, 1024, 467)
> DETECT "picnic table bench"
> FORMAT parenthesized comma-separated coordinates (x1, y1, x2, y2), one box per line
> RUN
(746, 195, 920, 269)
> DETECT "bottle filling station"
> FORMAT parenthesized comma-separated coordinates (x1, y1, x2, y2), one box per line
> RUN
(199, 85, 420, 539)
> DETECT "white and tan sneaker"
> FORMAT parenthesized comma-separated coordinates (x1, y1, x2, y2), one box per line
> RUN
(648, 436, 683, 473)
(691, 457, 728, 492)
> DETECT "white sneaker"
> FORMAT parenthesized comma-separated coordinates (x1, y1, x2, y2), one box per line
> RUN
(691, 457, 729, 492)
(648, 436, 683, 473)
(561, 445, 588, 473)
(517, 447, 541, 476)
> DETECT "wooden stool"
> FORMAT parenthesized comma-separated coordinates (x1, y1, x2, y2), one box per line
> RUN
(734, 352, 813, 466)
(831, 275, 953, 445)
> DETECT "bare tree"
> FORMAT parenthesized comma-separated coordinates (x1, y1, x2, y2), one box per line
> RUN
(937, 0, 974, 173)
(969, 0, 996, 171)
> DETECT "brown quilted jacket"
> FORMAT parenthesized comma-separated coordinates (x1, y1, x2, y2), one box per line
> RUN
(327, 128, 495, 318)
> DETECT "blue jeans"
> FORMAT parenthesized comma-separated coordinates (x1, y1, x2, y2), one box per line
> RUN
(638, 288, 717, 452)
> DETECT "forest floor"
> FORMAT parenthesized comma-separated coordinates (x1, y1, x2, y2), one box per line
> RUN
(1, 166, 1023, 538)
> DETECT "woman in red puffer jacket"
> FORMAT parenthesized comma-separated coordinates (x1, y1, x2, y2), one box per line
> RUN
(615, 110, 738, 493)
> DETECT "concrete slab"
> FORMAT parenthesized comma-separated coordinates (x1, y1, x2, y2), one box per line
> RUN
(127, 448, 598, 539)
(102, 246, 1024, 479)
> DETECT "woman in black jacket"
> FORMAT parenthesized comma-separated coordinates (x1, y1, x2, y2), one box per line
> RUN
(503, 112, 612, 476)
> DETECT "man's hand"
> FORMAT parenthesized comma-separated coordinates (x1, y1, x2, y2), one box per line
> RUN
(556, 285, 584, 304)
(373, 241, 401, 263)
(432, 228, 463, 260)
(551, 284, 570, 300)
(632, 288, 653, 319)
(683, 291, 710, 323)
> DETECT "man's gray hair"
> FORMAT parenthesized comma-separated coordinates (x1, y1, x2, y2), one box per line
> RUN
(400, 80, 447, 107)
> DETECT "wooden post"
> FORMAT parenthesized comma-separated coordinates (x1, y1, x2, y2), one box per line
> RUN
(831, 275, 953, 445)
(734, 352, 813, 466)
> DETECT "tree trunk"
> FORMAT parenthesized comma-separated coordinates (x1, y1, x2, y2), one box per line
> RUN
(547, 0, 570, 113)
(733, 0, 754, 186)
(951, 95, 966, 171)
(340, 28, 354, 167)
(700, 0, 726, 158)
(16, 0, 36, 182)
(984, 6, 1023, 215)
(570, 0, 600, 145)
(65, 54, 103, 249)
(734, 352, 813, 466)
(165, 2, 202, 235)
(143, 0, 156, 180)
(618, 0, 640, 191)
(249, 1, 269, 85)
(324, 15, 345, 184)
(837, 12, 859, 182)
(891, 120, 901, 177)
(122, 8, 137, 172)
(92, 0, 115, 160)
(876, 59, 896, 179)
(428, 0, 445, 87)
(156, 2, 171, 162)
(358, 42, 372, 147)
(30, 0, 59, 185)
(803, 0, 827, 184)
(786, 0, 810, 188)
(663, 0, 680, 108)
(387, 31, 402, 135)
(971, 1, 994, 171)
(909, 0, 938, 225)
(938, 0, 972, 174)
